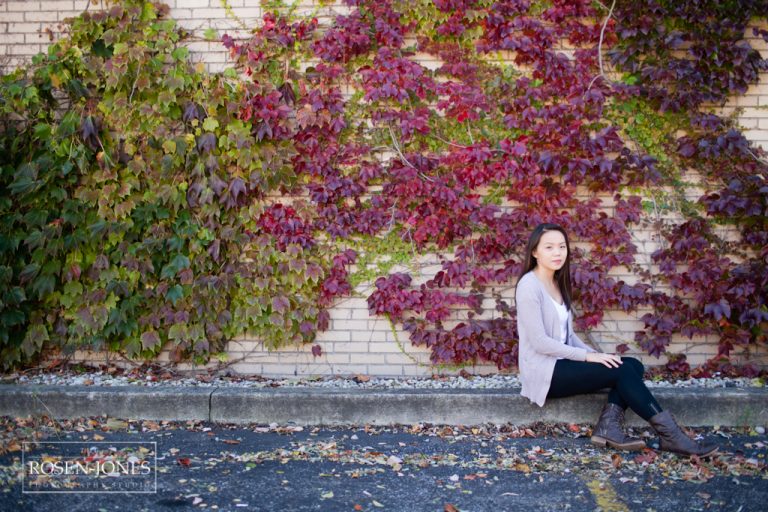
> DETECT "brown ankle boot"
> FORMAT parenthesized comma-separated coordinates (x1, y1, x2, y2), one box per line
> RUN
(649, 410, 718, 457)
(590, 403, 646, 451)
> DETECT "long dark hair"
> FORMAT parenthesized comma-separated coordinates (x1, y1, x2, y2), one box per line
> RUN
(517, 223, 573, 310)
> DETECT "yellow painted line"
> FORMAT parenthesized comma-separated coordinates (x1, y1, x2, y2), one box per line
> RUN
(586, 479, 629, 512)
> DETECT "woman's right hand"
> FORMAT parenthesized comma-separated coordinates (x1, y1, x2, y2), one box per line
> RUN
(585, 352, 622, 368)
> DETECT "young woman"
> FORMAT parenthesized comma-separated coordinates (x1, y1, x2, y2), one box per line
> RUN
(515, 223, 717, 456)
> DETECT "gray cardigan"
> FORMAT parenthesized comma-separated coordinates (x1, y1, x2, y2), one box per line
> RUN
(515, 271, 596, 406)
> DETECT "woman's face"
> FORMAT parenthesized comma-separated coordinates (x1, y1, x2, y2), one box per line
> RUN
(532, 229, 567, 273)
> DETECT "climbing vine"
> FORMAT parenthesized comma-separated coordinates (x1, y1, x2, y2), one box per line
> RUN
(0, 2, 352, 369)
(1, 0, 766, 375)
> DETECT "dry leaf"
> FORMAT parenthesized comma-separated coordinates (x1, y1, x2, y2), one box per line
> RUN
(143, 420, 160, 431)
(104, 418, 128, 430)
(514, 463, 531, 473)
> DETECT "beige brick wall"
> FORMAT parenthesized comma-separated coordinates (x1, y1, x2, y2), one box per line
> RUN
(2, 1, 767, 375)
(726, 19, 768, 151)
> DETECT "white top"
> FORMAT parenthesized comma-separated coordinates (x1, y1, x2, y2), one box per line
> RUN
(549, 295, 568, 344)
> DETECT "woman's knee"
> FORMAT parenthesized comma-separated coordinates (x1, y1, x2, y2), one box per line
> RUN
(620, 356, 644, 376)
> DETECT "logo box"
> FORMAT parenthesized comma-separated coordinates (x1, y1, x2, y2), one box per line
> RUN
(22, 441, 157, 494)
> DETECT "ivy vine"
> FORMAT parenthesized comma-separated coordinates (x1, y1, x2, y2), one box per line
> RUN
(1, 0, 766, 377)
(0, 2, 351, 369)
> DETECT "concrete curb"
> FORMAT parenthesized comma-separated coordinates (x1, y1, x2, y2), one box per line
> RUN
(0, 385, 212, 423)
(0, 385, 765, 427)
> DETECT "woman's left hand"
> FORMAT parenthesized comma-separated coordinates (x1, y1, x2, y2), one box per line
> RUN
(585, 352, 622, 368)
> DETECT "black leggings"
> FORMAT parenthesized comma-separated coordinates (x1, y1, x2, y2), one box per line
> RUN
(547, 357, 663, 421)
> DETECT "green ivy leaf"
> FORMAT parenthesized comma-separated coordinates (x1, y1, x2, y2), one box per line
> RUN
(61, 281, 83, 309)
(34, 123, 52, 140)
(9, 165, 38, 195)
(162, 139, 177, 154)
(168, 322, 187, 341)
(32, 278, 56, 306)
(165, 284, 184, 305)
(202, 117, 219, 132)
(21, 324, 48, 356)
(160, 254, 190, 280)
(1, 309, 26, 327)
(203, 28, 218, 41)
(622, 74, 639, 85)
(171, 47, 189, 61)
(19, 263, 41, 283)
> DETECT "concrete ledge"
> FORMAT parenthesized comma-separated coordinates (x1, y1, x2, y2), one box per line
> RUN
(0, 385, 212, 422)
(210, 387, 768, 427)
(0, 385, 765, 427)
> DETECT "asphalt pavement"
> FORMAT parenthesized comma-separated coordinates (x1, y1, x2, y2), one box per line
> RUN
(1, 417, 766, 511)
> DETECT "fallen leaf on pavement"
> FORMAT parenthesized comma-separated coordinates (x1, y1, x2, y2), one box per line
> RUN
(514, 463, 531, 473)
(104, 418, 128, 430)
(142, 420, 161, 432)
(634, 449, 658, 465)
(387, 454, 403, 471)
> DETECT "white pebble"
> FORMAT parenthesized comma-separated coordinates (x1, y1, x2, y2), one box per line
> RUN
(7, 368, 763, 392)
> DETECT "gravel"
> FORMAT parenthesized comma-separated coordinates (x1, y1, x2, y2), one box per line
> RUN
(3, 370, 764, 390)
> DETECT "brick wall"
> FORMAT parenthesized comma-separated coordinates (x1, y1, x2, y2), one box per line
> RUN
(1, 0, 767, 376)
